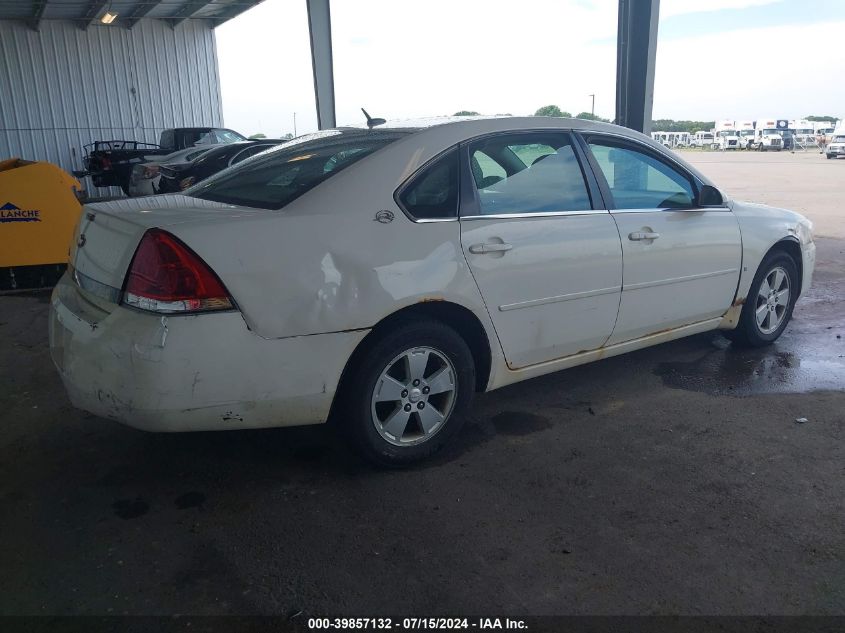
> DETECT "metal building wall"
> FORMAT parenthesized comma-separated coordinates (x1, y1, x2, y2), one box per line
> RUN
(0, 19, 223, 195)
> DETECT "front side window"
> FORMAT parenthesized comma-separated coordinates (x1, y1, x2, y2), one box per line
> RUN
(189, 131, 408, 210)
(466, 132, 591, 215)
(586, 138, 695, 209)
(397, 148, 459, 220)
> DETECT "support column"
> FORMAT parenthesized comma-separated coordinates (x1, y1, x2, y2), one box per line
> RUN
(306, 0, 336, 130)
(615, 0, 660, 134)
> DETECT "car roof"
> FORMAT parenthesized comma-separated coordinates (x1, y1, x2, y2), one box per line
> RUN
(351, 115, 623, 135)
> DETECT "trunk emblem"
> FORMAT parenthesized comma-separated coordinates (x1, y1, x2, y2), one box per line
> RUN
(77, 234, 87, 248)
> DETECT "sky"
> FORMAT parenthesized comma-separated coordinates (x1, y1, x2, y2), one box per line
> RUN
(215, 0, 845, 137)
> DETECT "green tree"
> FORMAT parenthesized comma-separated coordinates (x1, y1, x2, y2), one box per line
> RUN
(806, 115, 838, 123)
(575, 112, 610, 122)
(651, 119, 715, 133)
(453, 110, 480, 116)
(248, 133, 267, 139)
(534, 105, 571, 117)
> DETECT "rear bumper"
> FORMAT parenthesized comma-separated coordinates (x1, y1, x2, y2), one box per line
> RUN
(48, 273, 368, 432)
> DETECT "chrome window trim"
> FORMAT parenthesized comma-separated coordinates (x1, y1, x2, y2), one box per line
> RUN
(460, 209, 607, 221)
(412, 217, 459, 223)
(609, 207, 731, 214)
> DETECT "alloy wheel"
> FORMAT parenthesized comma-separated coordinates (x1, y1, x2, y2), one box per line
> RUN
(755, 266, 791, 334)
(370, 346, 457, 446)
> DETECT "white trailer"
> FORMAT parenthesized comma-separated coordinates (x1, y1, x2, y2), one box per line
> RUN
(790, 119, 816, 144)
(715, 120, 740, 150)
(753, 118, 783, 151)
(736, 120, 755, 149)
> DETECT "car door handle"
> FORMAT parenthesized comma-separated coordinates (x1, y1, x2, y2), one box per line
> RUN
(628, 231, 660, 241)
(469, 242, 513, 254)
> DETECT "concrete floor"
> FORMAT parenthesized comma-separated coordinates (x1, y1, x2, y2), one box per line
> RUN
(1, 153, 844, 616)
(682, 149, 845, 239)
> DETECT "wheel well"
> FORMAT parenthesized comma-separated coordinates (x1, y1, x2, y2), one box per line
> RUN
(338, 302, 493, 397)
(768, 238, 803, 296)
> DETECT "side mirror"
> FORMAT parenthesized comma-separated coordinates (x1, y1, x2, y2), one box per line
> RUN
(698, 184, 724, 206)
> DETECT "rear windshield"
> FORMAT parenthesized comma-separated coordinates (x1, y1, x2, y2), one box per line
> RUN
(187, 130, 408, 210)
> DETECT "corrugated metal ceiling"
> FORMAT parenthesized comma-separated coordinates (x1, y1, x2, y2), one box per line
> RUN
(0, 1, 264, 29)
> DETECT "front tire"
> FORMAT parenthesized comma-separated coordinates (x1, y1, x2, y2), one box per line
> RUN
(342, 320, 475, 467)
(725, 251, 798, 347)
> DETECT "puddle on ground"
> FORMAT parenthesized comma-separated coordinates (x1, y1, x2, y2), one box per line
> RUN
(655, 333, 845, 396)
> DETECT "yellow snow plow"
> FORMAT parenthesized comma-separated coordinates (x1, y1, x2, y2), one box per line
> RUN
(0, 158, 83, 290)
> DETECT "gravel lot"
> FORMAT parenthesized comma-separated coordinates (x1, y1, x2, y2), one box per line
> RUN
(1, 151, 843, 617)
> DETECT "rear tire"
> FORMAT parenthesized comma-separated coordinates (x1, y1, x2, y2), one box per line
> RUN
(341, 319, 475, 467)
(724, 251, 798, 347)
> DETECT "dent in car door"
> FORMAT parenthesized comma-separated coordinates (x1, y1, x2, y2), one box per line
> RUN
(582, 135, 742, 345)
(458, 131, 623, 369)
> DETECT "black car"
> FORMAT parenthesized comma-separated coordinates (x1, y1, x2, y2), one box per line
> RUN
(78, 127, 245, 193)
(156, 140, 284, 193)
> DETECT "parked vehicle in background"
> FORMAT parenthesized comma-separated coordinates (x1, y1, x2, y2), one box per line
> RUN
(48, 117, 816, 465)
(691, 131, 715, 148)
(753, 119, 783, 151)
(736, 121, 756, 149)
(651, 131, 671, 148)
(825, 134, 845, 159)
(790, 120, 816, 145)
(156, 140, 284, 193)
(128, 146, 220, 197)
(715, 120, 740, 150)
(815, 122, 838, 149)
(672, 132, 691, 148)
(78, 127, 246, 194)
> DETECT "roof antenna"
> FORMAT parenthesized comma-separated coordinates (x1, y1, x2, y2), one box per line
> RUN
(362, 108, 386, 129)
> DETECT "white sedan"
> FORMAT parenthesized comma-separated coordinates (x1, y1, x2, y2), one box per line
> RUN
(49, 117, 816, 465)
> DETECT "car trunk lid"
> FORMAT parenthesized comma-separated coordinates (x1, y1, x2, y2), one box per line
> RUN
(70, 194, 269, 295)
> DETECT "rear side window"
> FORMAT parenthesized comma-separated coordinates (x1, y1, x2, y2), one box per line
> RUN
(465, 132, 592, 215)
(397, 149, 459, 220)
(189, 131, 407, 210)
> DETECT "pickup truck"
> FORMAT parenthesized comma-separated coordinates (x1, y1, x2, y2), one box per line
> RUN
(75, 127, 245, 194)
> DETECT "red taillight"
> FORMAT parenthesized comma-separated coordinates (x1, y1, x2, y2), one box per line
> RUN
(122, 229, 233, 314)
